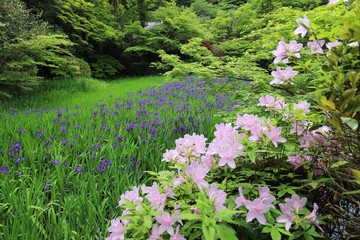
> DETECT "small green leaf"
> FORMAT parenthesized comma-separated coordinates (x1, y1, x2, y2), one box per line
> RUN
(247, 147, 256, 163)
(277, 228, 293, 237)
(330, 161, 349, 169)
(341, 117, 358, 131)
(271, 228, 281, 240)
(213, 210, 240, 222)
(177, 213, 202, 221)
(351, 168, 360, 182)
(262, 226, 272, 234)
(144, 215, 152, 228)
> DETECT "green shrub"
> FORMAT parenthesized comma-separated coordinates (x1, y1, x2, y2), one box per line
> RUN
(91, 55, 124, 79)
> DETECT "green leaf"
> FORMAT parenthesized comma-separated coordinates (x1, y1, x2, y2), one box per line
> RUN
(339, 89, 356, 111)
(330, 161, 349, 169)
(213, 210, 240, 221)
(319, 96, 336, 111)
(247, 147, 256, 163)
(144, 215, 152, 228)
(341, 117, 358, 131)
(283, 142, 296, 152)
(270, 228, 281, 240)
(202, 221, 216, 240)
(261, 226, 272, 234)
(304, 232, 314, 240)
(277, 228, 293, 237)
(343, 189, 360, 195)
(351, 168, 360, 182)
(177, 213, 202, 221)
(215, 223, 238, 240)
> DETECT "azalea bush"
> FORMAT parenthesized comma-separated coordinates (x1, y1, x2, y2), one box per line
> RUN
(106, 91, 333, 240)
(267, 0, 360, 238)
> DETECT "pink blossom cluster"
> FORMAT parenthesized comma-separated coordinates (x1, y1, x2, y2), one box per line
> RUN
(256, 96, 332, 170)
(107, 183, 185, 240)
(236, 113, 287, 147)
(163, 133, 207, 164)
(235, 186, 276, 224)
(106, 112, 324, 239)
(270, 66, 298, 85)
(272, 39, 303, 64)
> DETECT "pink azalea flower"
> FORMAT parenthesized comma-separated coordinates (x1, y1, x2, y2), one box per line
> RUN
(270, 66, 298, 85)
(214, 123, 238, 140)
(326, 40, 340, 50)
(235, 187, 247, 208)
(248, 124, 267, 142)
(287, 155, 306, 170)
(305, 203, 321, 230)
(206, 184, 227, 211)
(175, 133, 207, 158)
(149, 224, 162, 240)
(163, 149, 179, 163)
(184, 161, 209, 189)
(294, 101, 311, 114)
(347, 41, 359, 47)
(272, 40, 303, 64)
(290, 121, 306, 136)
(276, 204, 295, 231)
(173, 169, 185, 188)
(257, 95, 277, 107)
(142, 182, 167, 211)
(120, 209, 132, 226)
(299, 131, 326, 148)
(191, 207, 201, 215)
(236, 114, 262, 131)
(106, 219, 125, 240)
(265, 126, 287, 147)
(312, 126, 332, 136)
(258, 186, 276, 207)
(154, 212, 178, 235)
(201, 154, 214, 169)
(307, 40, 325, 54)
(328, 0, 341, 4)
(118, 186, 143, 206)
(164, 185, 175, 198)
(294, 15, 311, 38)
(171, 226, 186, 240)
(285, 194, 307, 213)
(244, 198, 271, 225)
(217, 144, 240, 169)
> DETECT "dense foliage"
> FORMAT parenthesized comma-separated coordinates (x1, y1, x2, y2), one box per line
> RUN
(1, 0, 330, 97)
